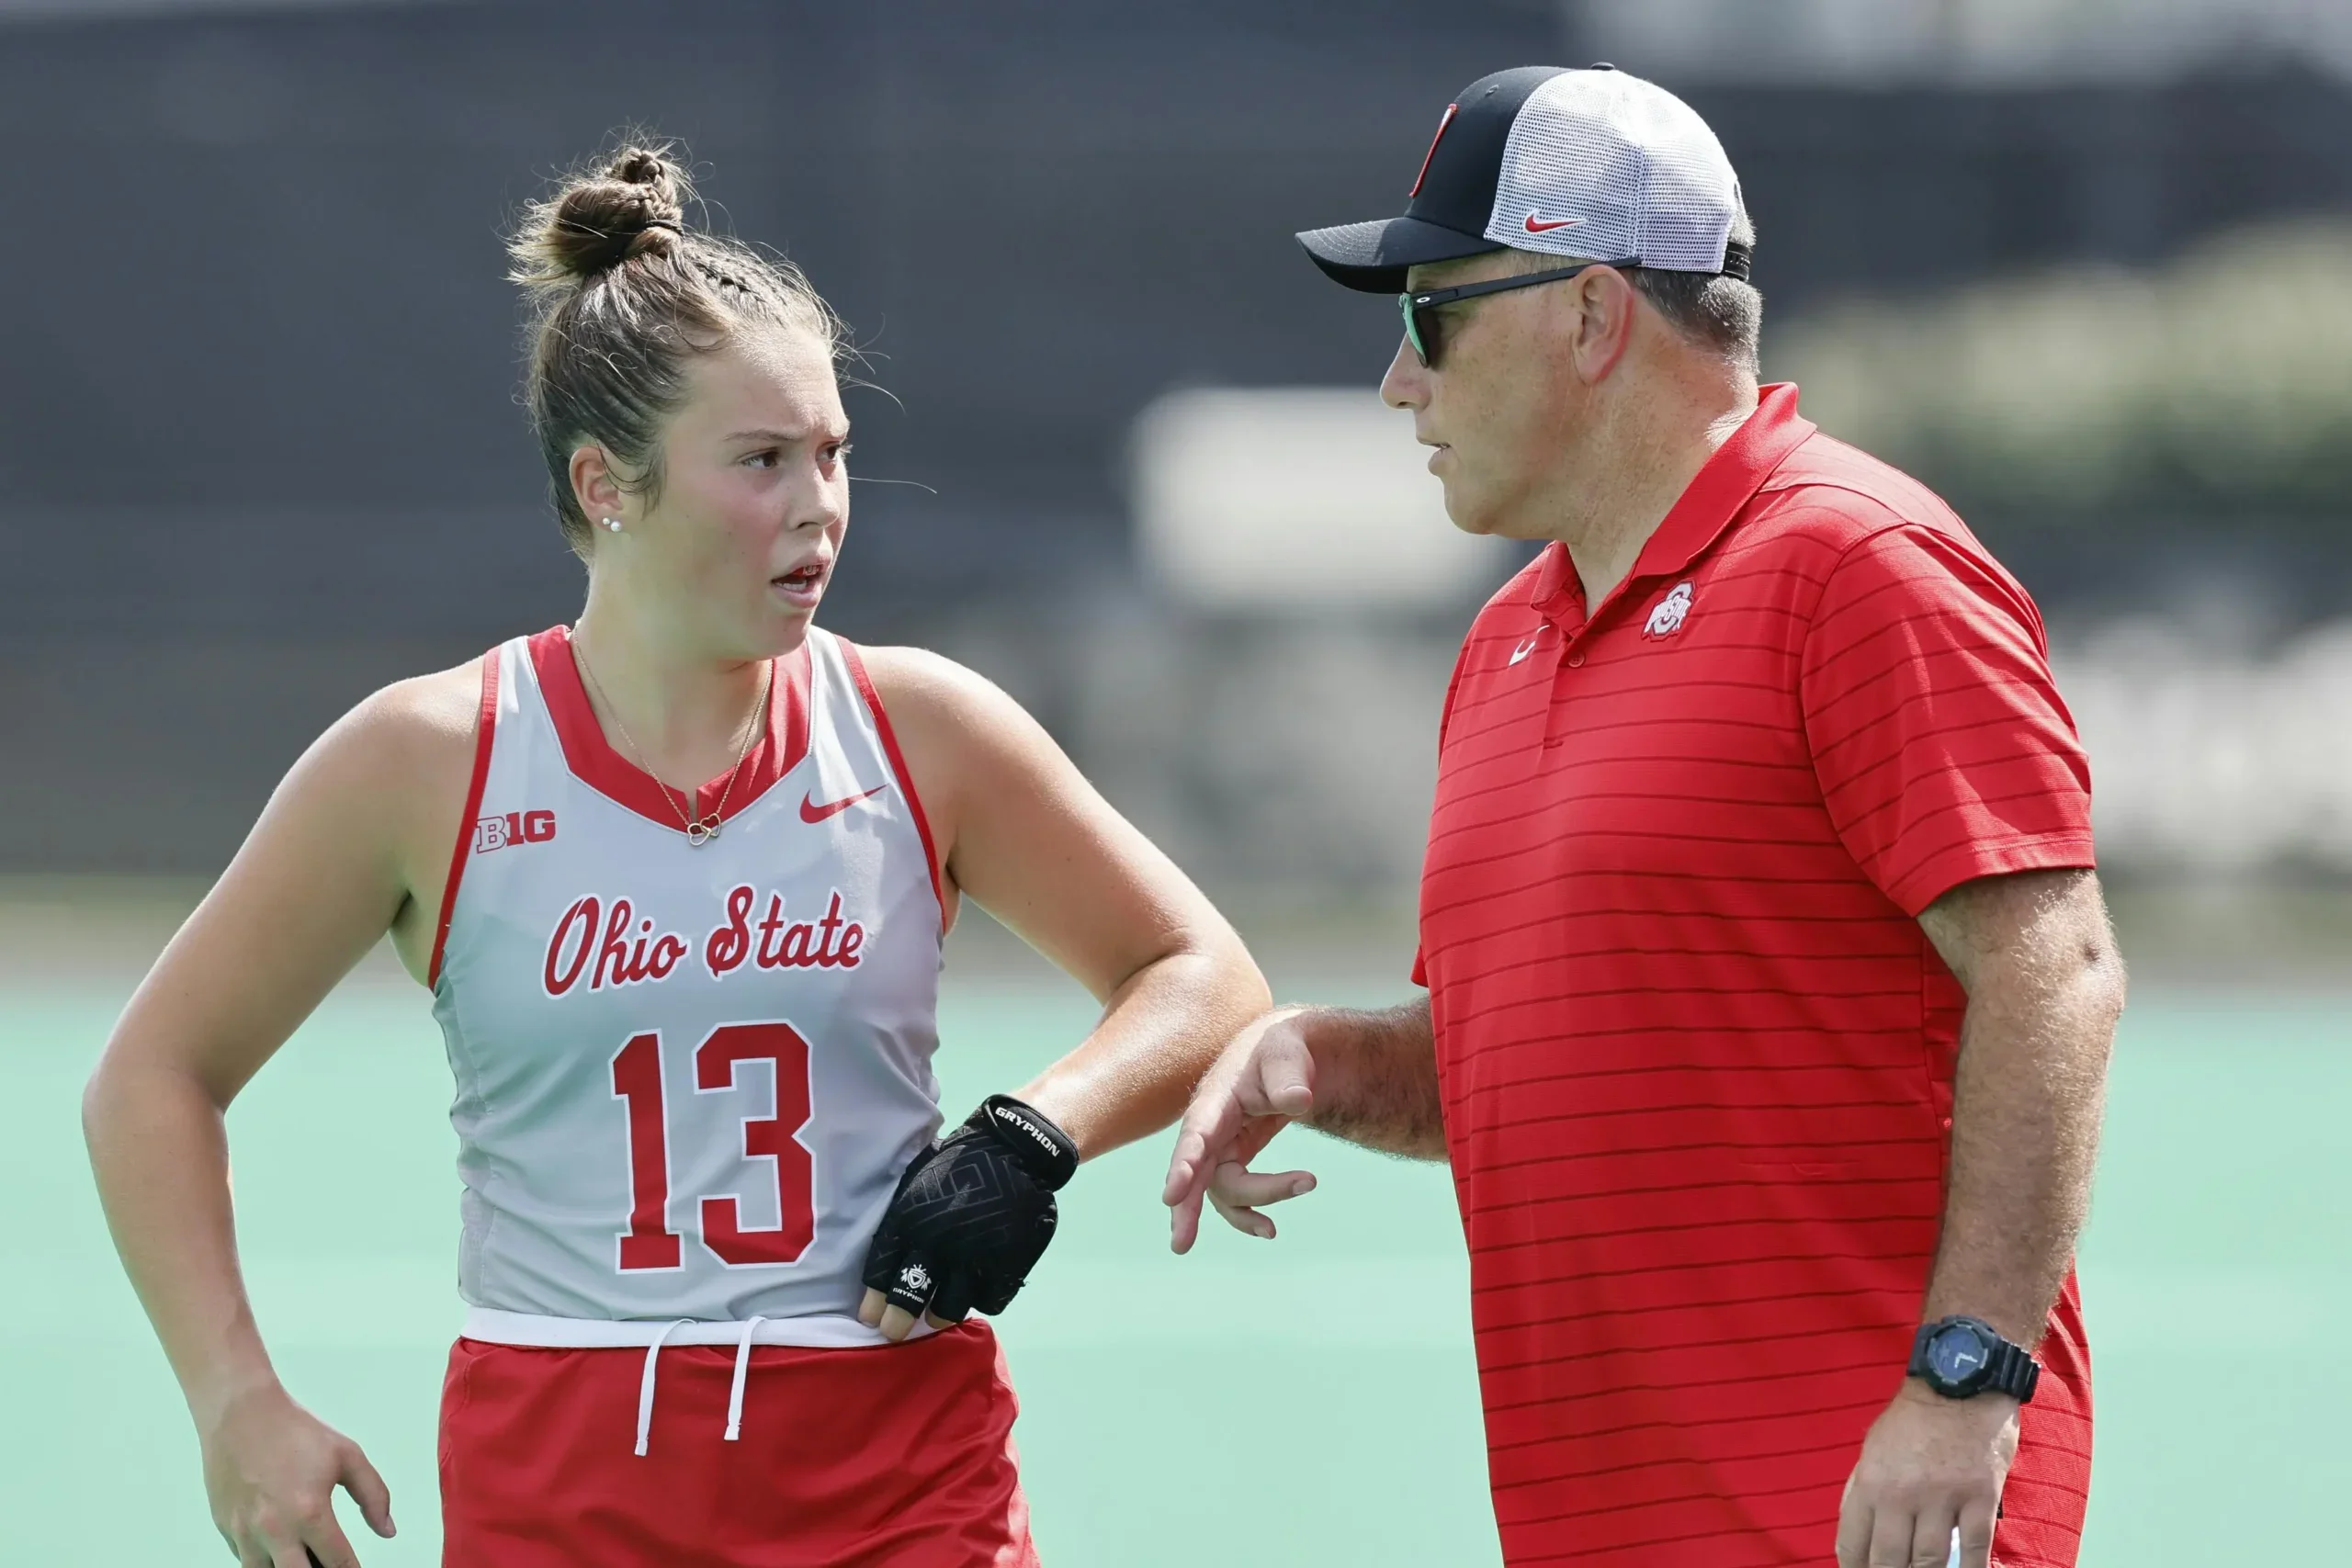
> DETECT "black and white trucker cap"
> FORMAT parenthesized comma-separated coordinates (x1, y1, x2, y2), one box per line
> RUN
(1297, 64, 1750, 295)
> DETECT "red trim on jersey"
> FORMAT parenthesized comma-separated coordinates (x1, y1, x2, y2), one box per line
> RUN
(428, 649, 502, 990)
(527, 626, 812, 833)
(837, 640, 947, 934)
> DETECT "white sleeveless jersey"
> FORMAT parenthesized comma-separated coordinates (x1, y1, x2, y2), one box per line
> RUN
(428, 626, 945, 1326)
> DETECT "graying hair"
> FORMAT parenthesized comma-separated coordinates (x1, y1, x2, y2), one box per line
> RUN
(1510, 209, 1762, 370)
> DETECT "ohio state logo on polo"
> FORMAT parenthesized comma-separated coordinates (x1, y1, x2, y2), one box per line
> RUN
(1413, 384, 2098, 1568)
(1643, 580, 1694, 637)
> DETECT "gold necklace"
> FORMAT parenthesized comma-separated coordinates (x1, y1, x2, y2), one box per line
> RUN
(572, 637, 773, 848)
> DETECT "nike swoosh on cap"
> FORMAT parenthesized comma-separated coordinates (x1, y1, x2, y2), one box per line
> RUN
(1522, 212, 1583, 233)
(800, 784, 888, 824)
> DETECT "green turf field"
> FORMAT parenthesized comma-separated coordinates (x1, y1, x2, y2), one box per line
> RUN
(7, 969, 2346, 1565)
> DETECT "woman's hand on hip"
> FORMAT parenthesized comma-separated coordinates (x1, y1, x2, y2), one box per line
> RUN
(201, 1382, 394, 1568)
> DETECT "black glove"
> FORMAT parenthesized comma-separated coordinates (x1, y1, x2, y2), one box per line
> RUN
(861, 1095, 1080, 1325)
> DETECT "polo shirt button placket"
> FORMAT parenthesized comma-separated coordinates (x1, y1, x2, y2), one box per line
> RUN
(1544, 635, 1582, 751)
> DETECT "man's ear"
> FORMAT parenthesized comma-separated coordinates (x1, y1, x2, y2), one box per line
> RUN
(1566, 265, 1642, 386)
(570, 444, 626, 525)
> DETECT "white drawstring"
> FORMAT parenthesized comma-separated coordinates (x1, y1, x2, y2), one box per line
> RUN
(633, 1319, 693, 1457)
(724, 1316, 769, 1442)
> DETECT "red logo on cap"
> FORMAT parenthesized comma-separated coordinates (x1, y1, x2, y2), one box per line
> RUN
(1523, 212, 1584, 233)
(1408, 103, 1459, 199)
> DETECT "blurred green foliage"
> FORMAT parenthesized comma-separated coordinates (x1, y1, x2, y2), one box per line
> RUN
(1770, 217, 2352, 518)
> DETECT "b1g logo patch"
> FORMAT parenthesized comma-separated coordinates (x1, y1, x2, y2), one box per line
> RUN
(1643, 581, 1695, 639)
(474, 809, 557, 854)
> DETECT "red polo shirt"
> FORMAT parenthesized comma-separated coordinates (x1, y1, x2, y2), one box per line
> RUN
(1416, 385, 2096, 1568)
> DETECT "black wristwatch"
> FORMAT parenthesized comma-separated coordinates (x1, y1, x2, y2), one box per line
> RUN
(1907, 1315, 2041, 1404)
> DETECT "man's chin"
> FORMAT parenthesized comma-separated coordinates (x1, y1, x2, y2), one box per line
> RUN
(1445, 490, 1555, 545)
(1442, 490, 1506, 541)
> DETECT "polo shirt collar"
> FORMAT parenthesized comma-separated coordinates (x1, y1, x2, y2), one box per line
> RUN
(1532, 381, 1815, 617)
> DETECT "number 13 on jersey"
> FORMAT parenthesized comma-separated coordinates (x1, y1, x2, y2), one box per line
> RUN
(609, 1021, 816, 1270)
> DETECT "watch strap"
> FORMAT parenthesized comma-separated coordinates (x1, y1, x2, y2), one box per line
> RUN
(1984, 1333, 2041, 1403)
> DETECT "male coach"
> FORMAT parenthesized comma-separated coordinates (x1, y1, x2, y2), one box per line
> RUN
(1162, 67, 2125, 1568)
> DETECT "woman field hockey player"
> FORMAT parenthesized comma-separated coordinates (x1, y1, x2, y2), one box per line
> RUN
(83, 143, 1271, 1568)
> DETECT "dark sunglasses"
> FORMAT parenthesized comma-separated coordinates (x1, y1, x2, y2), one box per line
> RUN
(1398, 260, 1632, 368)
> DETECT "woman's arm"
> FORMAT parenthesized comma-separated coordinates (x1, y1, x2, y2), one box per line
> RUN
(859, 647, 1271, 1159)
(82, 666, 476, 1568)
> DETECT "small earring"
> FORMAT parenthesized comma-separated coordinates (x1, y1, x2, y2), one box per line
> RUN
(601, 517, 622, 533)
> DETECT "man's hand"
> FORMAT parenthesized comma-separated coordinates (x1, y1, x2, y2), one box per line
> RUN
(1836, 1382, 2018, 1568)
(1161, 1007, 1323, 1254)
(201, 1382, 394, 1568)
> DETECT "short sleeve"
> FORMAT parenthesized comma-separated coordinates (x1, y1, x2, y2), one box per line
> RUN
(1799, 524, 2095, 916)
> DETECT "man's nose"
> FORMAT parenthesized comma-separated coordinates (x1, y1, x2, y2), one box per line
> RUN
(1381, 336, 1429, 411)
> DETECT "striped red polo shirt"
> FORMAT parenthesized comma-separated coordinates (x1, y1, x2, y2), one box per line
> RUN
(1415, 384, 2097, 1568)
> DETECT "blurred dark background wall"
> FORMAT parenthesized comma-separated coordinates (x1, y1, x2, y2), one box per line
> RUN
(3, 0, 2348, 873)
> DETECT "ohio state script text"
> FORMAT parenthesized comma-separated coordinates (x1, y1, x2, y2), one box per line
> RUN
(543, 885, 868, 997)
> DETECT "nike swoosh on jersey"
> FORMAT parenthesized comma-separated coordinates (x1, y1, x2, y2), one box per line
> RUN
(1522, 213, 1583, 233)
(801, 784, 889, 824)
(1510, 633, 1545, 666)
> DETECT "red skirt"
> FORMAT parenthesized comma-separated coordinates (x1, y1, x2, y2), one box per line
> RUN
(438, 1322, 1038, 1567)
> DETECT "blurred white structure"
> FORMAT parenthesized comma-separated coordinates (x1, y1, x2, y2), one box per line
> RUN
(1132, 388, 1510, 613)
(1574, 0, 2352, 84)
(1111, 386, 1514, 891)
(2059, 620, 2352, 874)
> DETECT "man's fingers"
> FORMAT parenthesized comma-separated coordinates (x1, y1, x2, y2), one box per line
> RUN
(876, 1302, 919, 1341)
(1209, 1196, 1276, 1239)
(1168, 1185, 1208, 1255)
(1254, 1041, 1315, 1119)
(1161, 1086, 1246, 1208)
(1163, 1084, 1250, 1253)
(1834, 1484, 1872, 1568)
(338, 1449, 395, 1540)
(1908, 1508, 1960, 1568)
(1954, 1501, 1996, 1568)
(1163, 1008, 1317, 1209)
(1227, 1113, 1290, 1169)
(1197, 1158, 1317, 1240)
(1209, 1160, 1316, 1211)
(856, 1287, 888, 1329)
(1867, 1503, 1917, 1568)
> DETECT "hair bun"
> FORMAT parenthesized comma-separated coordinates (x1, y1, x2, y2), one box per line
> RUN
(510, 144, 692, 288)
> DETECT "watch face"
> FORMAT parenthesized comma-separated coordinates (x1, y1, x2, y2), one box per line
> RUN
(1929, 1325, 1991, 1386)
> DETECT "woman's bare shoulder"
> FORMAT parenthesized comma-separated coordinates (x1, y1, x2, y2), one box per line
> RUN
(269, 657, 489, 853)
(336, 660, 487, 783)
(850, 644, 1021, 736)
